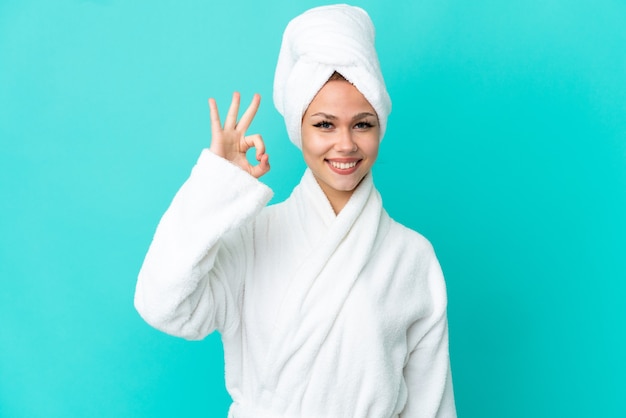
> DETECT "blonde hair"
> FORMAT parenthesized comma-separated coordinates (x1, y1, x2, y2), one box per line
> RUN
(328, 71, 348, 82)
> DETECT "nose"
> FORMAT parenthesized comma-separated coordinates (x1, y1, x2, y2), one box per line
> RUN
(335, 128, 358, 153)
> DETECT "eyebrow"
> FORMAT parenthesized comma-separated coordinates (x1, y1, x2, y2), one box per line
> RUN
(310, 112, 377, 121)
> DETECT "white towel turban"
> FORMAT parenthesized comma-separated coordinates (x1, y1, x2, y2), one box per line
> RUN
(273, 4, 392, 149)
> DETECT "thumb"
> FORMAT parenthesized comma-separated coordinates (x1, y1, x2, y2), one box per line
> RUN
(249, 154, 270, 178)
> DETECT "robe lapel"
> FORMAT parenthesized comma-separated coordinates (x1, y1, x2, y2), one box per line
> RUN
(261, 169, 389, 398)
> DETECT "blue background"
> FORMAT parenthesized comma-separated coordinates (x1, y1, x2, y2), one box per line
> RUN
(1, 0, 625, 416)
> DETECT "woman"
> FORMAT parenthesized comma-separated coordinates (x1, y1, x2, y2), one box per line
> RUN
(135, 4, 456, 417)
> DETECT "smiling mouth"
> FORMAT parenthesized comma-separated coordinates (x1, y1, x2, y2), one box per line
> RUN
(329, 160, 358, 170)
(326, 159, 361, 174)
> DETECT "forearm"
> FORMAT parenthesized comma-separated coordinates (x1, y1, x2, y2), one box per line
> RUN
(134, 150, 273, 338)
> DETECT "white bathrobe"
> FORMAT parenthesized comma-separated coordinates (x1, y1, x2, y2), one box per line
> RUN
(135, 150, 456, 418)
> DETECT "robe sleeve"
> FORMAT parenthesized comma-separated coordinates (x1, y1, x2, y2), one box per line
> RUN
(401, 249, 457, 418)
(134, 149, 273, 340)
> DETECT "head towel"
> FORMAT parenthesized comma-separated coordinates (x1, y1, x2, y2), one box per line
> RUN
(273, 4, 392, 149)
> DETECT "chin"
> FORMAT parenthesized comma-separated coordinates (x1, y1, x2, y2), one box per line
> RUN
(331, 174, 366, 192)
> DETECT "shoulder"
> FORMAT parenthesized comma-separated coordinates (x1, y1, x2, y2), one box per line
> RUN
(385, 215, 436, 259)
(381, 216, 445, 293)
(373, 215, 448, 321)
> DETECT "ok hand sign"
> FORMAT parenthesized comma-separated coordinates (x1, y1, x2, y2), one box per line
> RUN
(208, 92, 270, 178)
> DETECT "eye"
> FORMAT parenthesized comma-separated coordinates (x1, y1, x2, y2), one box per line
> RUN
(313, 121, 334, 129)
(354, 121, 374, 130)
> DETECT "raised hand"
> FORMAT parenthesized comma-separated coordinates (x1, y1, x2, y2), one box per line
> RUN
(208, 92, 270, 178)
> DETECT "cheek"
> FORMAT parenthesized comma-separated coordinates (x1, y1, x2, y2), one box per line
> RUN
(301, 147, 315, 168)
(301, 130, 326, 156)
(361, 136, 380, 161)
(301, 134, 321, 167)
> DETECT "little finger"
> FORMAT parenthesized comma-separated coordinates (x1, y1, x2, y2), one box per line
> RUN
(208, 98, 223, 138)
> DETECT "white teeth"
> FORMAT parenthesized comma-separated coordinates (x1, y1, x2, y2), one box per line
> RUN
(330, 161, 357, 169)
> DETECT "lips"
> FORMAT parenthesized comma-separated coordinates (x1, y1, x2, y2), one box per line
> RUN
(326, 159, 361, 175)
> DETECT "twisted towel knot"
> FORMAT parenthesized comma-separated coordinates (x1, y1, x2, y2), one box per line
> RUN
(273, 4, 391, 148)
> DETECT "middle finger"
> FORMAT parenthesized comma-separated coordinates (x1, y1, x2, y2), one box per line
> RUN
(224, 92, 241, 130)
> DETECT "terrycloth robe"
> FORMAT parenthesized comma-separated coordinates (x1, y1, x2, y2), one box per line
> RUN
(135, 150, 456, 418)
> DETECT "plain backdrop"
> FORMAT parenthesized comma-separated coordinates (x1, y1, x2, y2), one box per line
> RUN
(1, 0, 625, 416)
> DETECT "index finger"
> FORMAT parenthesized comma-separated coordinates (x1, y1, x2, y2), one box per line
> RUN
(236, 93, 261, 133)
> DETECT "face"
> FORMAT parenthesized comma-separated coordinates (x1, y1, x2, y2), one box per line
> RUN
(301, 80, 380, 212)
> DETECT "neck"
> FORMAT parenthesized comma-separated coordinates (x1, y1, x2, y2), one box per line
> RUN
(314, 178, 355, 215)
